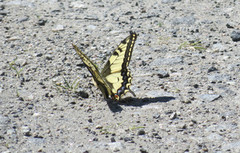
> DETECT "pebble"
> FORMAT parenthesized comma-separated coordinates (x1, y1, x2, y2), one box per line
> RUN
(208, 74, 231, 83)
(172, 15, 196, 25)
(162, 0, 181, 3)
(18, 90, 34, 101)
(170, 112, 177, 120)
(45, 54, 53, 60)
(87, 25, 97, 31)
(0, 10, 7, 16)
(207, 133, 223, 141)
(7, 129, 16, 135)
(6, 0, 34, 7)
(75, 90, 89, 98)
(157, 70, 169, 78)
(153, 113, 160, 119)
(7, 36, 20, 41)
(207, 66, 218, 73)
(52, 25, 65, 32)
(145, 90, 175, 99)
(230, 30, 240, 42)
(21, 125, 31, 136)
(71, 1, 87, 9)
(137, 129, 145, 135)
(18, 16, 29, 22)
(37, 19, 47, 26)
(226, 23, 234, 29)
(110, 137, 116, 142)
(108, 142, 125, 152)
(198, 94, 221, 102)
(15, 58, 27, 66)
(212, 43, 226, 52)
(123, 137, 134, 143)
(95, 125, 103, 129)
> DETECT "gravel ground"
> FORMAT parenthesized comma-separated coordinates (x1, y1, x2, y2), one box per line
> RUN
(0, 0, 240, 152)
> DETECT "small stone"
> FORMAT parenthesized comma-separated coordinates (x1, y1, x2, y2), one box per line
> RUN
(193, 84, 199, 88)
(153, 113, 160, 119)
(137, 129, 145, 135)
(170, 112, 177, 120)
(231, 30, 240, 42)
(45, 54, 53, 60)
(111, 137, 116, 142)
(37, 19, 47, 26)
(27, 104, 34, 109)
(123, 137, 134, 143)
(36, 53, 43, 57)
(207, 66, 218, 73)
(226, 23, 234, 29)
(92, 137, 98, 141)
(208, 74, 231, 83)
(21, 126, 31, 136)
(96, 125, 103, 129)
(157, 70, 169, 78)
(181, 98, 192, 104)
(87, 25, 97, 30)
(199, 94, 221, 102)
(7, 36, 20, 41)
(0, 11, 7, 16)
(108, 142, 124, 152)
(212, 43, 225, 52)
(15, 58, 27, 66)
(207, 133, 223, 141)
(71, 1, 87, 9)
(172, 15, 196, 25)
(88, 118, 93, 123)
(144, 91, 175, 102)
(7, 129, 15, 135)
(18, 90, 34, 101)
(52, 25, 65, 32)
(162, 0, 181, 4)
(18, 16, 29, 22)
(140, 148, 148, 153)
(75, 90, 89, 98)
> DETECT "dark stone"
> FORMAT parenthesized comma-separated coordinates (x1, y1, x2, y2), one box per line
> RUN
(37, 19, 47, 26)
(208, 66, 218, 73)
(137, 129, 145, 135)
(231, 30, 240, 42)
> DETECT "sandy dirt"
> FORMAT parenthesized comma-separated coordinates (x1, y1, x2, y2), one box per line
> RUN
(0, 0, 240, 152)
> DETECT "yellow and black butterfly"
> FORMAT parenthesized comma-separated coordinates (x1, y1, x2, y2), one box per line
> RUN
(72, 31, 137, 101)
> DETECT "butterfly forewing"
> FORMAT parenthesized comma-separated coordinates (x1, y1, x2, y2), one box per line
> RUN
(101, 32, 137, 99)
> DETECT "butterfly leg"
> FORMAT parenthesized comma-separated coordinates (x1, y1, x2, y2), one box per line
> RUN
(129, 89, 136, 97)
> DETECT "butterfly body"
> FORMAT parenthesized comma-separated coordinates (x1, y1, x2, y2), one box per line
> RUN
(73, 32, 137, 101)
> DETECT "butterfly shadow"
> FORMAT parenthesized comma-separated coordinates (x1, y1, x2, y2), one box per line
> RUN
(106, 96, 175, 113)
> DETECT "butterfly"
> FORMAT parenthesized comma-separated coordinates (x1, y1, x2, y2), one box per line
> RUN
(72, 31, 137, 101)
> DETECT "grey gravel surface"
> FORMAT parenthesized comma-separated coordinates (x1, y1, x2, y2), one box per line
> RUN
(0, 0, 240, 152)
